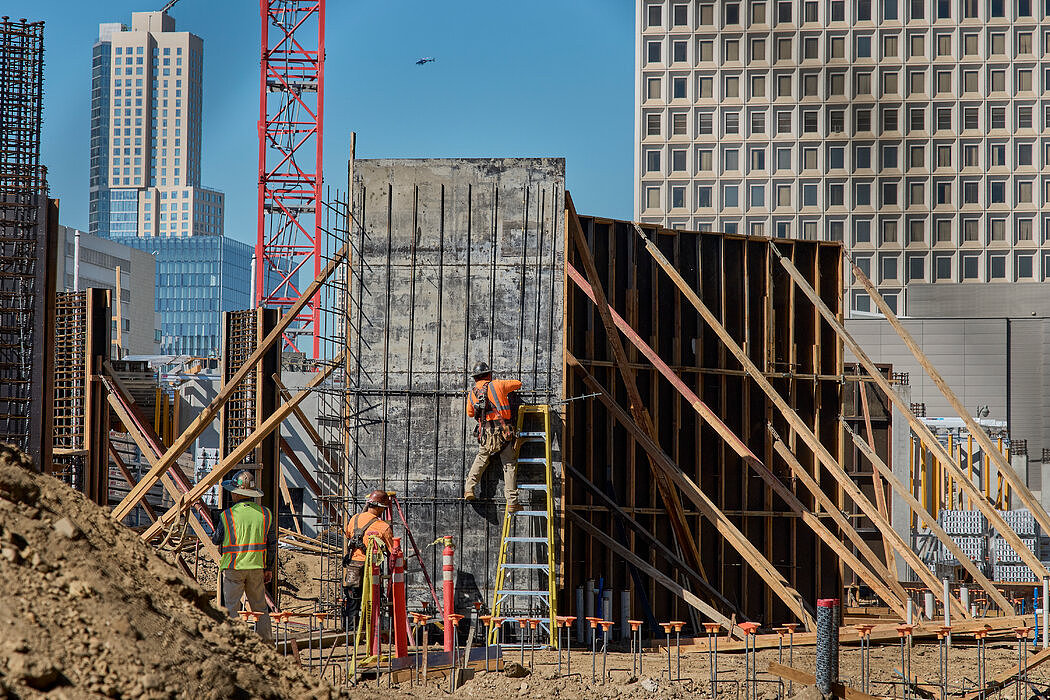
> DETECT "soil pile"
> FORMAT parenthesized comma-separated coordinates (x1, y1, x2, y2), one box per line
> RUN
(0, 444, 343, 699)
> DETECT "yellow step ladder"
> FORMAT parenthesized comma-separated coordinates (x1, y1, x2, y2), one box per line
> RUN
(489, 404, 558, 648)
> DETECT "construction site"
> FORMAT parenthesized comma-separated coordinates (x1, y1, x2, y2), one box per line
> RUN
(7, 2, 1050, 699)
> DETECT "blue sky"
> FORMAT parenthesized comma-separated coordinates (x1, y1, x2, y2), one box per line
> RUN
(11, 0, 635, 246)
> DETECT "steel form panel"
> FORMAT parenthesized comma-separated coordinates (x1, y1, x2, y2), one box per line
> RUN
(256, 0, 325, 357)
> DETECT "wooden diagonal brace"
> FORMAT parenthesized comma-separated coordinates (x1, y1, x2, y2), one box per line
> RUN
(139, 352, 343, 541)
(772, 246, 1050, 581)
(565, 195, 708, 592)
(111, 242, 350, 521)
(857, 377, 896, 570)
(767, 432, 909, 614)
(109, 444, 158, 522)
(848, 258, 1050, 552)
(844, 421, 1014, 615)
(630, 226, 966, 620)
(565, 349, 814, 628)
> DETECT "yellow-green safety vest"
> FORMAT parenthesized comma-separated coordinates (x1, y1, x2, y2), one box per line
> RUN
(219, 501, 272, 571)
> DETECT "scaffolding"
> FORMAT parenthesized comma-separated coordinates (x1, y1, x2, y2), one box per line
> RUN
(0, 17, 52, 463)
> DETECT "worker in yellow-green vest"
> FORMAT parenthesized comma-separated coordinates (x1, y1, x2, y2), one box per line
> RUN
(210, 469, 277, 641)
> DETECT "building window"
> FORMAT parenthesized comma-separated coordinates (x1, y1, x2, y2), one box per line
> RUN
(803, 110, 818, 133)
(751, 38, 766, 61)
(856, 146, 871, 168)
(749, 184, 765, 207)
(647, 41, 662, 63)
(989, 255, 1007, 280)
(963, 181, 979, 204)
(777, 37, 792, 60)
(962, 255, 980, 280)
(990, 181, 1006, 204)
(724, 112, 740, 134)
(671, 149, 687, 172)
(803, 184, 818, 206)
(1018, 219, 1034, 241)
(1018, 181, 1033, 204)
(882, 35, 898, 58)
(1018, 107, 1032, 129)
(829, 183, 845, 206)
(723, 148, 738, 170)
(936, 218, 953, 242)
(698, 40, 713, 61)
(673, 77, 687, 99)
(646, 114, 661, 137)
(803, 37, 818, 59)
(830, 0, 845, 20)
(647, 4, 662, 27)
(857, 36, 872, 58)
(935, 255, 952, 280)
(936, 182, 951, 204)
(777, 75, 792, 97)
(828, 221, 845, 241)
(672, 113, 687, 135)
(856, 182, 872, 206)
(672, 40, 688, 63)
(936, 108, 951, 131)
(646, 78, 661, 100)
(698, 113, 713, 134)
(776, 184, 791, 207)
(990, 144, 1006, 167)
(723, 185, 739, 207)
(699, 77, 713, 97)
(962, 70, 978, 94)
(829, 110, 845, 133)
(909, 182, 924, 205)
(751, 75, 766, 97)
(803, 147, 818, 170)
(777, 111, 792, 134)
(883, 145, 899, 169)
(672, 3, 689, 25)
(750, 147, 766, 170)
(1017, 255, 1034, 279)
(910, 219, 926, 242)
(963, 144, 978, 167)
(724, 76, 739, 97)
(855, 219, 872, 243)
(855, 109, 872, 132)
(883, 220, 899, 243)
(881, 254, 899, 282)
(963, 219, 979, 241)
(698, 149, 714, 171)
(882, 182, 897, 206)
(909, 107, 925, 130)
(884, 0, 898, 19)
(645, 187, 660, 210)
(908, 254, 925, 281)
(699, 3, 714, 24)
(1017, 70, 1033, 93)
(725, 2, 740, 23)
(671, 186, 686, 209)
(697, 186, 712, 207)
(725, 39, 740, 61)
(776, 147, 792, 170)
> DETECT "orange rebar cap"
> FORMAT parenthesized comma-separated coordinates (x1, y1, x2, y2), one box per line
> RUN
(670, 621, 686, 633)
(854, 624, 874, 637)
(562, 616, 576, 627)
(660, 622, 674, 633)
(1015, 626, 1033, 640)
(599, 620, 615, 632)
(448, 614, 464, 624)
(703, 622, 722, 634)
(629, 619, 644, 631)
(587, 616, 602, 628)
(738, 622, 761, 636)
(783, 623, 799, 633)
(896, 624, 914, 638)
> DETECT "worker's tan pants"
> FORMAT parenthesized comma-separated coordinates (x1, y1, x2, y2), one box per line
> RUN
(465, 436, 518, 505)
(222, 568, 273, 641)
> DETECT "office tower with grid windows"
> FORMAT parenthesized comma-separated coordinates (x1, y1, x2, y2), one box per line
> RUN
(89, 10, 224, 240)
(636, 0, 1050, 314)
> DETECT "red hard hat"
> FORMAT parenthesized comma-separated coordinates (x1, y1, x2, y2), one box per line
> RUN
(366, 490, 390, 508)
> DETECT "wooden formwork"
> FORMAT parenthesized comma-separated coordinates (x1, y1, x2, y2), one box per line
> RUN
(563, 215, 844, 627)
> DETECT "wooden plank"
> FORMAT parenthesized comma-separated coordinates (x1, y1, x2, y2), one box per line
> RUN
(566, 349, 815, 629)
(669, 614, 1036, 653)
(565, 197, 707, 596)
(960, 644, 1050, 700)
(106, 392, 221, 563)
(767, 662, 882, 700)
(772, 247, 1050, 581)
(845, 422, 1014, 615)
(858, 377, 895, 569)
(849, 257, 1050, 541)
(568, 511, 740, 636)
(629, 227, 965, 620)
(109, 444, 157, 522)
(274, 381, 342, 522)
(111, 242, 350, 521)
(139, 355, 342, 541)
(277, 461, 302, 536)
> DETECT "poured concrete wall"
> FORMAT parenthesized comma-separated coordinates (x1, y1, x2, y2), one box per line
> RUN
(348, 158, 565, 612)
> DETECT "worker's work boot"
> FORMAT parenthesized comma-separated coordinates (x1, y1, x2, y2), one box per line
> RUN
(506, 503, 523, 513)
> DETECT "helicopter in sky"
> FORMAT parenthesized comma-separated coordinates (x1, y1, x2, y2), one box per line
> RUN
(415, 57, 436, 65)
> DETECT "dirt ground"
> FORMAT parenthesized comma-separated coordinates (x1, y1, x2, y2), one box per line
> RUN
(0, 445, 347, 699)
(337, 640, 1050, 699)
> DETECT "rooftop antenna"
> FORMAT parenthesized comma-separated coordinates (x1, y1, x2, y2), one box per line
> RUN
(160, 0, 181, 13)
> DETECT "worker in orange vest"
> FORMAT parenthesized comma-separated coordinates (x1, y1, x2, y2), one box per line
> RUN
(464, 361, 522, 512)
(342, 490, 395, 625)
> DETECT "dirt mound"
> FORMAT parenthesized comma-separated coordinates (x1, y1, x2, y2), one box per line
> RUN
(0, 444, 342, 699)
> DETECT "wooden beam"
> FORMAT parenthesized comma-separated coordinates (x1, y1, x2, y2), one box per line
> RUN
(139, 353, 342, 541)
(848, 260, 1050, 550)
(768, 435, 909, 613)
(278, 464, 302, 536)
(106, 392, 221, 563)
(564, 461, 743, 619)
(772, 246, 1050, 581)
(844, 422, 1014, 615)
(767, 662, 882, 700)
(279, 435, 339, 522)
(565, 196, 707, 592)
(857, 378, 895, 569)
(566, 350, 814, 628)
(568, 511, 741, 637)
(628, 228, 964, 620)
(111, 242, 350, 521)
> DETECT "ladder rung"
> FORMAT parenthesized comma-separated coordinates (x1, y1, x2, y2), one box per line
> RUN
(501, 563, 550, 570)
(519, 483, 548, 490)
(512, 510, 549, 517)
(505, 536, 549, 543)
(517, 457, 548, 464)
(497, 590, 551, 596)
(518, 432, 546, 437)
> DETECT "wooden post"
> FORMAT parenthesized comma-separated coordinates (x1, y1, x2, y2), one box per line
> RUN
(111, 242, 351, 521)
(858, 376, 895, 568)
(629, 227, 965, 619)
(773, 247, 1050, 581)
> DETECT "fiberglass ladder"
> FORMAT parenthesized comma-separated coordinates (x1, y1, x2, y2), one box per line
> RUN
(489, 404, 558, 648)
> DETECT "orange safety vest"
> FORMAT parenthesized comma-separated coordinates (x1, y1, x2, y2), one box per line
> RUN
(468, 380, 512, 422)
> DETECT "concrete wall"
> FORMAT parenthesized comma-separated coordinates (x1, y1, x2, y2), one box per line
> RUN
(348, 158, 566, 612)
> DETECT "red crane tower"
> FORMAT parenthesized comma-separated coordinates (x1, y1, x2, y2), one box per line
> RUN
(256, 0, 325, 356)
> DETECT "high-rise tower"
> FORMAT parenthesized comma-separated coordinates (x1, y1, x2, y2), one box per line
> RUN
(90, 11, 224, 239)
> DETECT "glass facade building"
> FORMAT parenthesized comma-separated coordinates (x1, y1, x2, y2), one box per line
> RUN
(119, 236, 252, 357)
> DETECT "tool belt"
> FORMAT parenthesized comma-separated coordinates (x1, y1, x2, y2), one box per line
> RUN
(475, 418, 513, 451)
(344, 561, 365, 589)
